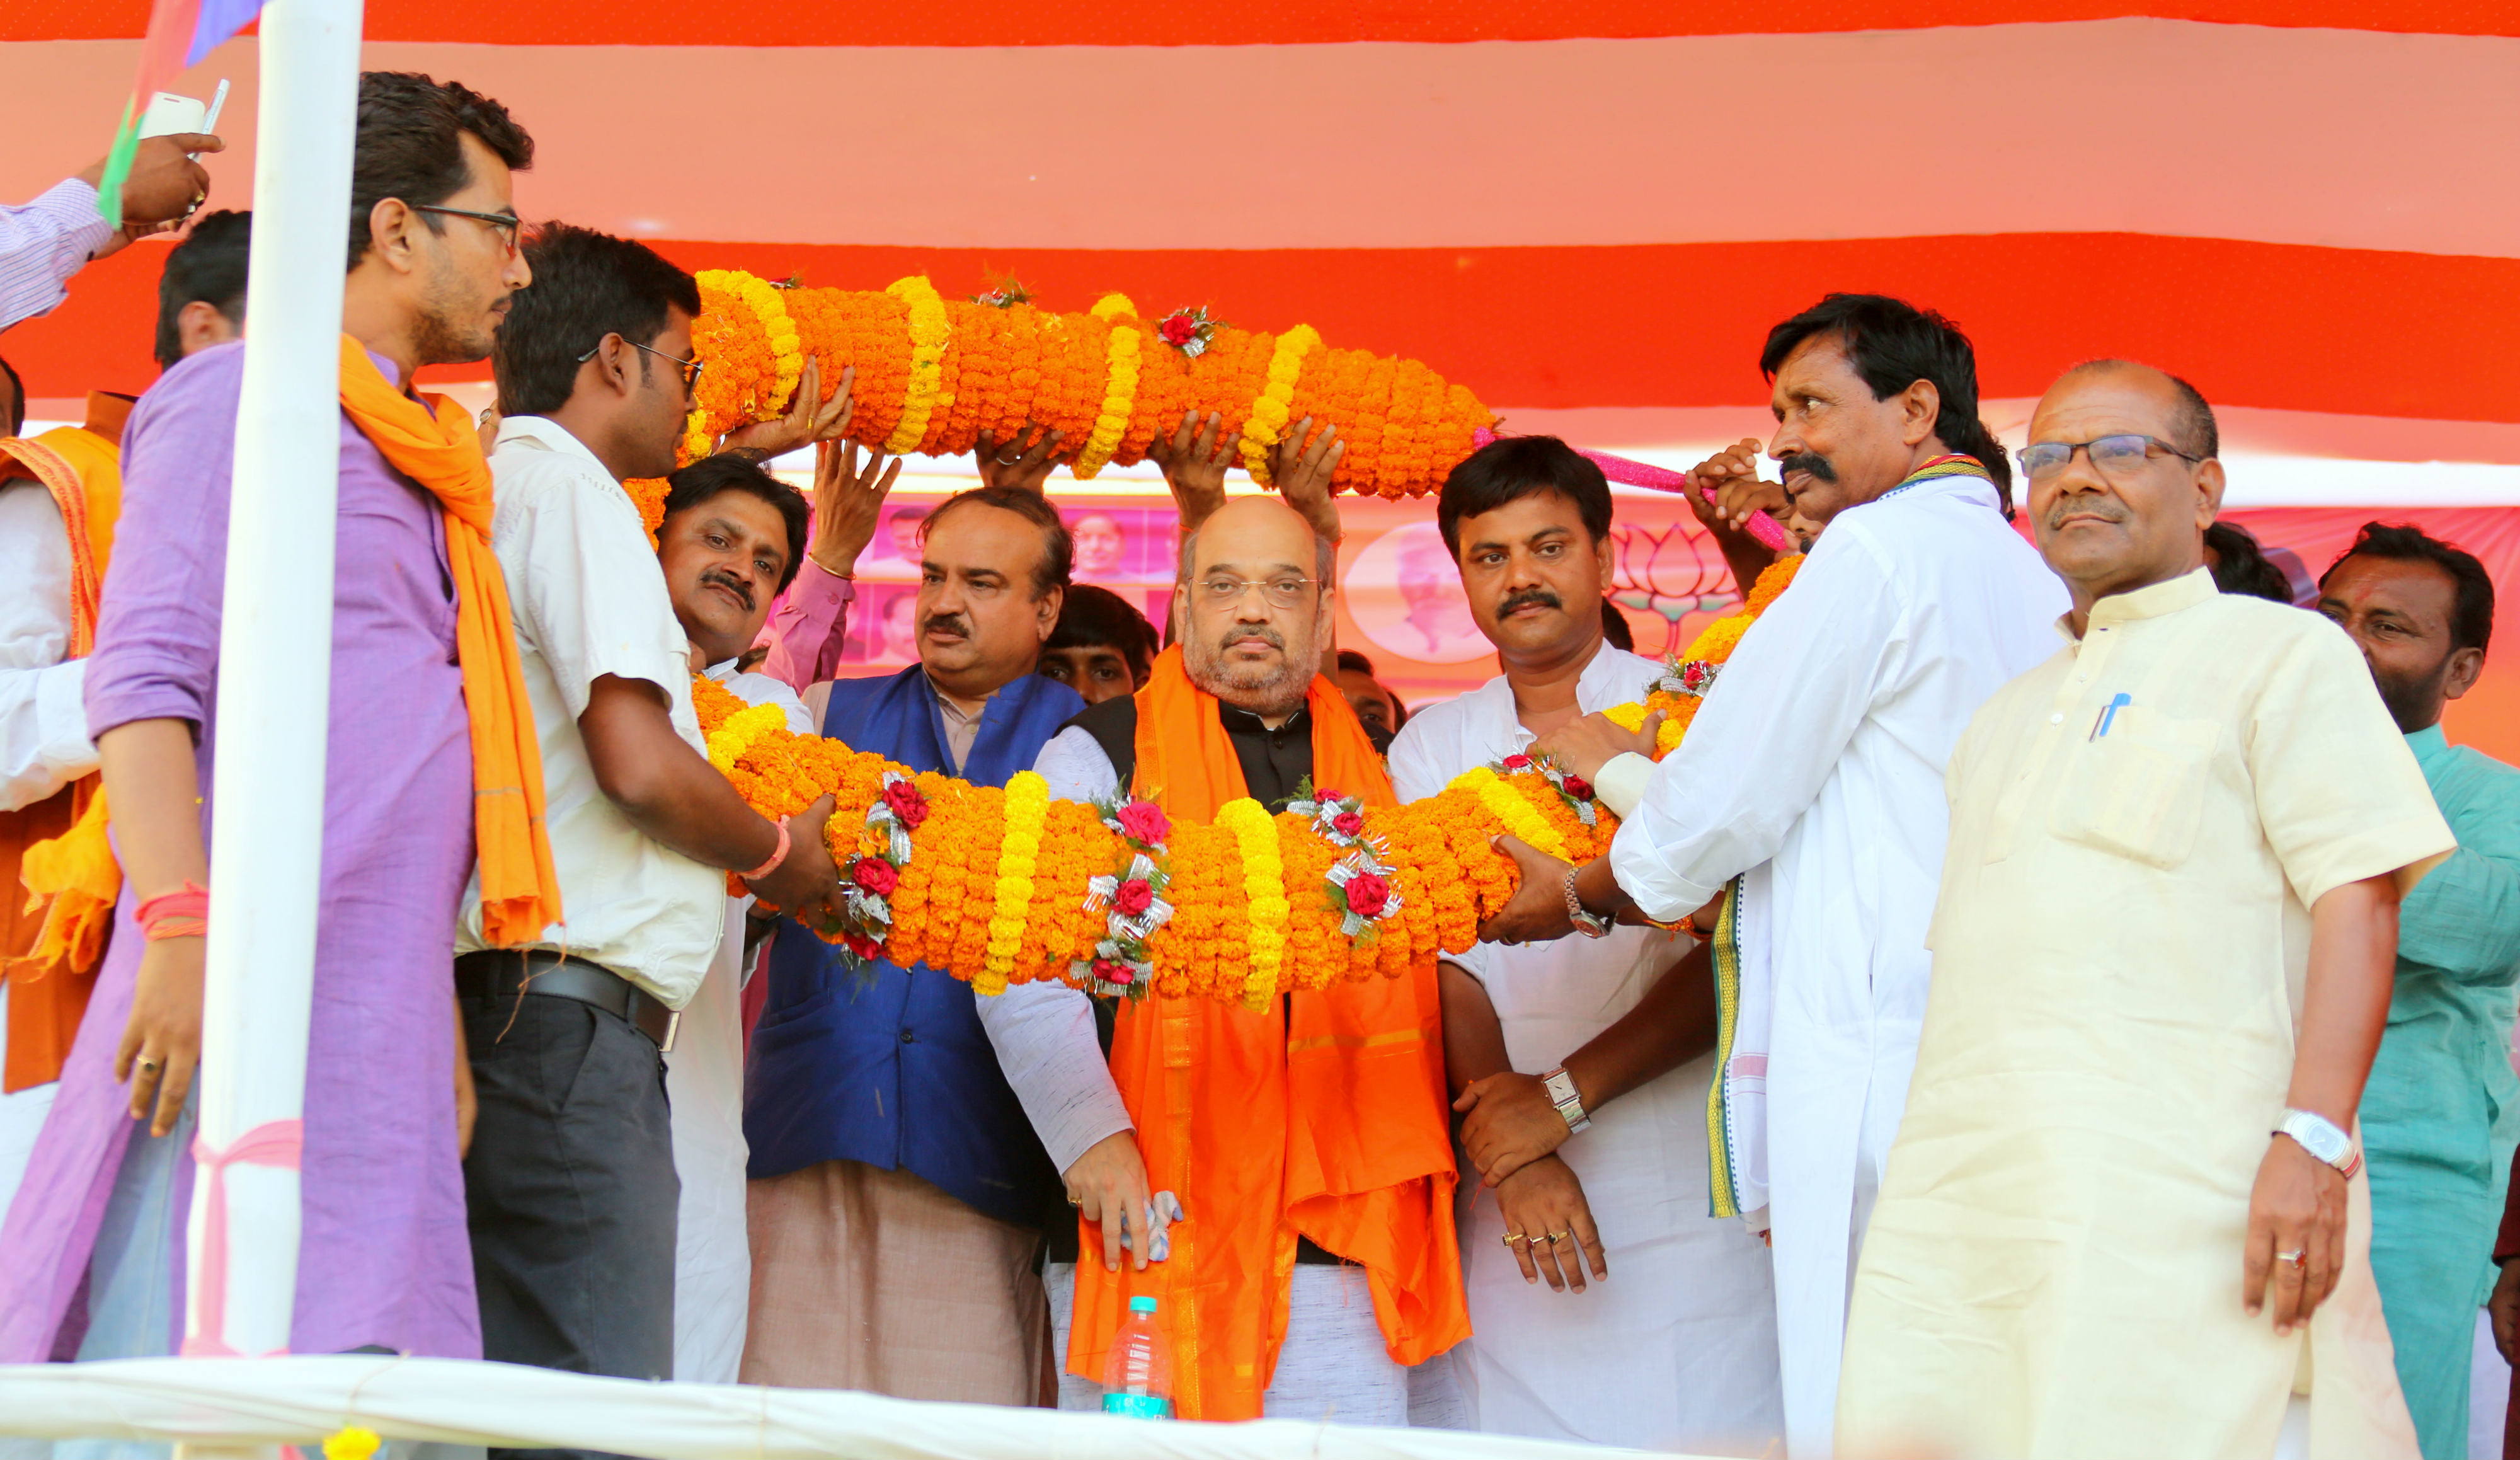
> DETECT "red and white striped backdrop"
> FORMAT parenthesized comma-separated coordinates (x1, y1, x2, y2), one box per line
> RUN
(4, 4, 2516, 747)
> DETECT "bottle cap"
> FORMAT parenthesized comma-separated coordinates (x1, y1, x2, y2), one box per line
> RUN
(1130, 1295, 1158, 1314)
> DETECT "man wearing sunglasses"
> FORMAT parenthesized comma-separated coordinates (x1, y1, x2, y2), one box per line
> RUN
(461, 222, 852, 1420)
(1836, 360, 2451, 1459)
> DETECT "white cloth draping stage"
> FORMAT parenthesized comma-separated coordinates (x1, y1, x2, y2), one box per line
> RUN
(0, 1356, 1700, 1460)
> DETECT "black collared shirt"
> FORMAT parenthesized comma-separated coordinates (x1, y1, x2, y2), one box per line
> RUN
(1062, 694, 1392, 808)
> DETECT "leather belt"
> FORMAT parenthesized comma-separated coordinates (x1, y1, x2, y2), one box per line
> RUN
(455, 950, 679, 1051)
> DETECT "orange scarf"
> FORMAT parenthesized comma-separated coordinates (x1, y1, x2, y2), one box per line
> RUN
(335, 336, 561, 945)
(1068, 645, 1467, 1420)
(3, 403, 127, 1090)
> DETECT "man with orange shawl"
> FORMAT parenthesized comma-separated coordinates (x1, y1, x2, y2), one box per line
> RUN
(981, 464, 1469, 1422)
(0, 212, 253, 1222)
(0, 72, 559, 1366)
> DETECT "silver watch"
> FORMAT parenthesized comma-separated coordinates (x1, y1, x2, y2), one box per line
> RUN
(1542, 1066, 1591, 1135)
(1562, 869, 1610, 940)
(2274, 1108, 2362, 1178)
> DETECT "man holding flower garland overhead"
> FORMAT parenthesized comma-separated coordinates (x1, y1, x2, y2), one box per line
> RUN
(978, 415, 1470, 1425)
(1479, 294, 2066, 1457)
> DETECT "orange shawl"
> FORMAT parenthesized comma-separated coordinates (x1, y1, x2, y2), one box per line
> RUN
(1068, 645, 1468, 1419)
(336, 337, 561, 944)
(2, 399, 127, 1090)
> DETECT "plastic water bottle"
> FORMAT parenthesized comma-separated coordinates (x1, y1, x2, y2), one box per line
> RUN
(1101, 1295, 1174, 1418)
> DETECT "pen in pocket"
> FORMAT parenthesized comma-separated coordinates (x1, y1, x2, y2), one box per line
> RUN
(2088, 693, 2131, 741)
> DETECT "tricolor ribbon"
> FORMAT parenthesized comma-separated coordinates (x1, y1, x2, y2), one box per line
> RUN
(179, 1117, 303, 1357)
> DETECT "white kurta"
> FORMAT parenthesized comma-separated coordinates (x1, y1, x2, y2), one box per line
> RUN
(1389, 644, 1784, 1455)
(664, 663, 811, 1383)
(0, 478, 94, 1226)
(1605, 474, 2067, 1458)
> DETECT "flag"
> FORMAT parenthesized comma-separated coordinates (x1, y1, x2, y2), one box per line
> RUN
(94, 0, 261, 226)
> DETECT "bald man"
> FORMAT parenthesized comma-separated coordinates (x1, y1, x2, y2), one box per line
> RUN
(1835, 361, 2451, 1460)
(978, 493, 1467, 1423)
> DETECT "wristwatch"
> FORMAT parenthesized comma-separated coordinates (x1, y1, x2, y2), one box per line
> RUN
(1541, 1066, 1591, 1135)
(1562, 869, 1610, 940)
(2274, 1108, 2362, 1179)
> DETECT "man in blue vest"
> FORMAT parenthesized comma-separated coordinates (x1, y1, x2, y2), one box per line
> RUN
(741, 483, 1085, 1403)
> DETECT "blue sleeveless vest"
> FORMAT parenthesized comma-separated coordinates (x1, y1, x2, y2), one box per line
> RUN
(743, 665, 1084, 1228)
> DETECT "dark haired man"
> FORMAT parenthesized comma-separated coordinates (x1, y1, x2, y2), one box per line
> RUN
(3, 71, 539, 1367)
(2208, 520, 2300, 604)
(1392, 434, 1782, 1450)
(461, 222, 848, 1409)
(2318, 524, 2520, 1459)
(1480, 296, 2066, 1456)
(1838, 360, 2450, 1459)
(643, 453, 817, 1382)
(1041, 583, 1159, 704)
(743, 483, 1085, 1403)
(1333, 648, 1406, 736)
(154, 210, 252, 369)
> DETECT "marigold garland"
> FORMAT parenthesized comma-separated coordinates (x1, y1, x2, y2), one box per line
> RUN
(690, 554, 1805, 1006)
(885, 275, 953, 456)
(1073, 293, 1142, 480)
(1239, 323, 1320, 486)
(674, 269, 1494, 498)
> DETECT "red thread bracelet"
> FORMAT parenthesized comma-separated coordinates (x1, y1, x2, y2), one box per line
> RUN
(137, 880, 209, 941)
(738, 819, 791, 883)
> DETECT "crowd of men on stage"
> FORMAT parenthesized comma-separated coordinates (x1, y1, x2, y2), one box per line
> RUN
(2, 71, 2517, 1460)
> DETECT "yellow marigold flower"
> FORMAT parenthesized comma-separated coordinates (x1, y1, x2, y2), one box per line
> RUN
(981, 772, 1049, 992)
(1220, 800, 1286, 1011)
(885, 275, 953, 456)
(1601, 702, 1651, 733)
(1239, 324, 1320, 486)
(323, 1430, 382, 1460)
(1074, 294, 1140, 480)
(1448, 766, 1569, 861)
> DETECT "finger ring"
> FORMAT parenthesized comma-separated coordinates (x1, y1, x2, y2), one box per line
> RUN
(2277, 1248, 2305, 1265)
(1548, 1231, 1572, 1244)
(995, 451, 1023, 466)
(1501, 1231, 1526, 1247)
(1068, 1196, 1084, 1208)
(137, 1057, 161, 1073)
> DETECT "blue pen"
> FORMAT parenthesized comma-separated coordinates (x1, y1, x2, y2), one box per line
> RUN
(2089, 693, 2130, 741)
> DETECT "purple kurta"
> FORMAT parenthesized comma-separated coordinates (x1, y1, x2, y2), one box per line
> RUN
(0, 342, 481, 1360)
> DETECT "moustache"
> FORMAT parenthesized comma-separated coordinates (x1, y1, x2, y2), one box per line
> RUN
(1495, 588, 1563, 618)
(1776, 452, 1836, 485)
(699, 569, 755, 611)
(922, 612, 972, 640)
(1217, 624, 1286, 654)
(2044, 493, 2131, 531)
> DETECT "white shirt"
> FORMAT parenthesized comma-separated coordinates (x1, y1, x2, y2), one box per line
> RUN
(968, 731, 1140, 1174)
(1388, 644, 1786, 1453)
(0, 480, 96, 811)
(1603, 474, 2067, 1459)
(455, 415, 723, 1007)
(667, 659, 811, 1384)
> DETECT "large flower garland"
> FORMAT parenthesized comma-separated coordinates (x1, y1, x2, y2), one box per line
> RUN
(672, 269, 1494, 498)
(689, 549, 1803, 1008)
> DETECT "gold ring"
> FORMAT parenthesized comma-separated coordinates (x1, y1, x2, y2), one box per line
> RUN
(1068, 1196, 1083, 1208)
(1548, 1231, 1572, 1244)
(1501, 1231, 1526, 1247)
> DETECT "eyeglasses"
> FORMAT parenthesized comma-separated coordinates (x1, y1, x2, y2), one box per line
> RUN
(578, 336, 706, 394)
(1198, 575, 1320, 609)
(2019, 434, 2206, 482)
(411, 204, 524, 257)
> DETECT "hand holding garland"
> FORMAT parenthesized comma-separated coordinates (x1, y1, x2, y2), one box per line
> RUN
(1270, 417, 1346, 548)
(973, 421, 1064, 495)
(1147, 410, 1240, 537)
(808, 439, 902, 577)
(719, 355, 856, 462)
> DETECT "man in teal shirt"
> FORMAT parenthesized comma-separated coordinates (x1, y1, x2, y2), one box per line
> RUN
(2319, 521, 2520, 1459)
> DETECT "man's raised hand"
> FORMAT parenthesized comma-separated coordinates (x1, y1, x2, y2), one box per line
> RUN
(1532, 709, 1660, 784)
(1269, 417, 1346, 546)
(975, 422, 1063, 495)
(808, 440, 902, 577)
(721, 356, 855, 461)
(1148, 410, 1239, 536)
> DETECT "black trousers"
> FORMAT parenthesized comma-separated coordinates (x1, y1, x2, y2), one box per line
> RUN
(461, 986, 677, 1460)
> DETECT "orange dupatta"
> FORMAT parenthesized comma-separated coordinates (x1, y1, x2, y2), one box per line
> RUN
(335, 336, 561, 945)
(3, 401, 128, 1089)
(1067, 645, 1468, 1420)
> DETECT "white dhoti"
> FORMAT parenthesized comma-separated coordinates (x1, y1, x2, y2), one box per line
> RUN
(662, 899, 753, 1384)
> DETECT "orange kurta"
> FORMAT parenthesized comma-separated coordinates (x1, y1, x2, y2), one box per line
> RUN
(1067, 647, 1468, 1420)
(1, 393, 130, 1092)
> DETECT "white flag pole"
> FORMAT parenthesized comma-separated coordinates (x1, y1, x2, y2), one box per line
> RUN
(178, 0, 365, 1383)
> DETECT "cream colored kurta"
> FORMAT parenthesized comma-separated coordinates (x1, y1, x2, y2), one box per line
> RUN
(1836, 569, 2454, 1460)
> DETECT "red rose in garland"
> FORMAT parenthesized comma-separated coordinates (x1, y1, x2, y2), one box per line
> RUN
(1114, 800, 1171, 846)
(1562, 774, 1594, 801)
(882, 779, 929, 829)
(1159, 313, 1199, 346)
(1332, 810, 1366, 838)
(1344, 873, 1391, 919)
(1113, 878, 1155, 916)
(853, 856, 900, 896)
